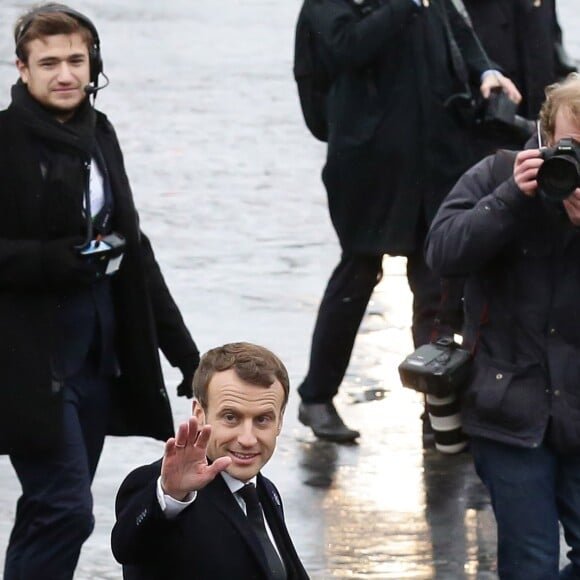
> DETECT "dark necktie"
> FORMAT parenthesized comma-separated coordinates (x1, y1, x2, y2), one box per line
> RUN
(237, 483, 287, 580)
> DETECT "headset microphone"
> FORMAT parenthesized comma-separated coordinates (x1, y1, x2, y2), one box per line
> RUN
(84, 72, 110, 96)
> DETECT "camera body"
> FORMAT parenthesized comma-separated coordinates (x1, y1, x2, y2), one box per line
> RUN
(79, 232, 125, 277)
(475, 88, 535, 142)
(537, 137, 580, 201)
(445, 87, 534, 143)
(398, 337, 472, 398)
(478, 87, 518, 126)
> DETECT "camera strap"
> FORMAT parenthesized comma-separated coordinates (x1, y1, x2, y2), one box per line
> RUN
(431, 277, 465, 341)
(437, 0, 492, 107)
(434, 1, 469, 91)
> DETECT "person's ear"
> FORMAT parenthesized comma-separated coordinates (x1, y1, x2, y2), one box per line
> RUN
(16, 59, 29, 84)
(276, 411, 284, 436)
(192, 400, 206, 426)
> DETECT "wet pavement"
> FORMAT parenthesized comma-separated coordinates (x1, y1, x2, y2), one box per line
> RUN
(0, 1, 579, 578)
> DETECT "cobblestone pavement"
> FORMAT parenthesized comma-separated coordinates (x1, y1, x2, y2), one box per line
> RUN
(0, 1, 579, 578)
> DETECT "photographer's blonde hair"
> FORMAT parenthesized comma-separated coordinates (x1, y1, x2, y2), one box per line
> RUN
(540, 73, 580, 145)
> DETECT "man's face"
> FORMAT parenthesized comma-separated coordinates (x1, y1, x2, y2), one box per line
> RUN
(194, 369, 285, 482)
(550, 108, 580, 145)
(16, 32, 90, 122)
(550, 108, 580, 224)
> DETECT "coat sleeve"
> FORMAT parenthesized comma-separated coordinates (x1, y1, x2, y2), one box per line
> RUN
(308, 0, 419, 70)
(425, 153, 539, 277)
(111, 461, 180, 568)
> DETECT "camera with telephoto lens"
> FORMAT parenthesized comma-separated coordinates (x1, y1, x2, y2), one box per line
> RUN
(79, 232, 125, 277)
(398, 337, 472, 398)
(537, 137, 580, 201)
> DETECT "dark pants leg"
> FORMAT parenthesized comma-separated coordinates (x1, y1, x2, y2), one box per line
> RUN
(470, 437, 580, 580)
(557, 453, 580, 579)
(406, 239, 442, 348)
(4, 365, 111, 580)
(298, 253, 383, 403)
(298, 245, 442, 403)
(406, 243, 442, 439)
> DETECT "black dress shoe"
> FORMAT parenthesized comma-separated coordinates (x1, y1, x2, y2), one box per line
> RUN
(298, 402, 360, 443)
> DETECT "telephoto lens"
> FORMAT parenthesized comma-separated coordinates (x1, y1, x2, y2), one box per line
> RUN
(537, 137, 580, 201)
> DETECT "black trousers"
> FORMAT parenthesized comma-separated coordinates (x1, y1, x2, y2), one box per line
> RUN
(4, 361, 111, 580)
(298, 246, 441, 403)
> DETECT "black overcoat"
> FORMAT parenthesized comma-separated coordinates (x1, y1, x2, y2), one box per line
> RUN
(463, 0, 559, 119)
(111, 460, 310, 580)
(0, 106, 198, 454)
(306, 0, 490, 255)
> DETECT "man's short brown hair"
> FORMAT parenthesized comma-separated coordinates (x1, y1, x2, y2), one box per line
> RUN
(193, 343, 290, 411)
(540, 73, 580, 144)
(14, 3, 94, 62)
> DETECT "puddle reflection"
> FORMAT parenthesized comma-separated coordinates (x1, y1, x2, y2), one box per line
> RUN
(294, 258, 498, 578)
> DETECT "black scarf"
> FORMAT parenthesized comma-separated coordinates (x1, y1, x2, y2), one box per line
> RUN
(9, 81, 98, 239)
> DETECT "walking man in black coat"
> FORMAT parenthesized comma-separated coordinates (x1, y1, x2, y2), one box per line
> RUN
(1, 4, 200, 578)
(112, 342, 310, 580)
(296, 0, 521, 442)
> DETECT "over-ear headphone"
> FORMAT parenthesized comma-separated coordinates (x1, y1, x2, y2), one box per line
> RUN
(14, 3, 103, 88)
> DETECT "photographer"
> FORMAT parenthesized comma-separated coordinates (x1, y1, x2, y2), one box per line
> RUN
(296, 0, 520, 443)
(425, 74, 580, 578)
(0, 4, 200, 579)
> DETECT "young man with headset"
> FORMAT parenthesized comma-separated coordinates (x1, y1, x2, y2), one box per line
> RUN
(1, 4, 201, 578)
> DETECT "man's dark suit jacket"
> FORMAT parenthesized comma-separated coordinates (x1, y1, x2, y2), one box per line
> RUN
(111, 460, 310, 579)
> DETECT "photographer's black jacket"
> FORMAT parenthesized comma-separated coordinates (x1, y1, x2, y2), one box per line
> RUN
(0, 98, 198, 454)
(305, 0, 490, 255)
(426, 148, 580, 453)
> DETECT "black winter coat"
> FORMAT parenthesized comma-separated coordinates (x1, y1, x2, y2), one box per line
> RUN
(426, 149, 580, 453)
(307, 0, 490, 255)
(0, 105, 198, 454)
(112, 461, 309, 580)
(463, 0, 559, 119)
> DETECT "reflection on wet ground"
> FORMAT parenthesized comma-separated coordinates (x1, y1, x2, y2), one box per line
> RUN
(288, 261, 499, 579)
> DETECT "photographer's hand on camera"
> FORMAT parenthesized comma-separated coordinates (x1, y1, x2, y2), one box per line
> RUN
(41, 236, 100, 288)
(480, 71, 521, 105)
(514, 148, 543, 198)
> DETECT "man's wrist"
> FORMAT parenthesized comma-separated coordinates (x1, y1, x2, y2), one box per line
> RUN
(156, 477, 196, 519)
(481, 69, 501, 82)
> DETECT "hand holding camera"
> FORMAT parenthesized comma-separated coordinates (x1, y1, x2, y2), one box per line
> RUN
(445, 85, 534, 143)
(513, 148, 544, 197)
(480, 71, 521, 106)
(514, 137, 580, 204)
(537, 138, 580, 201)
